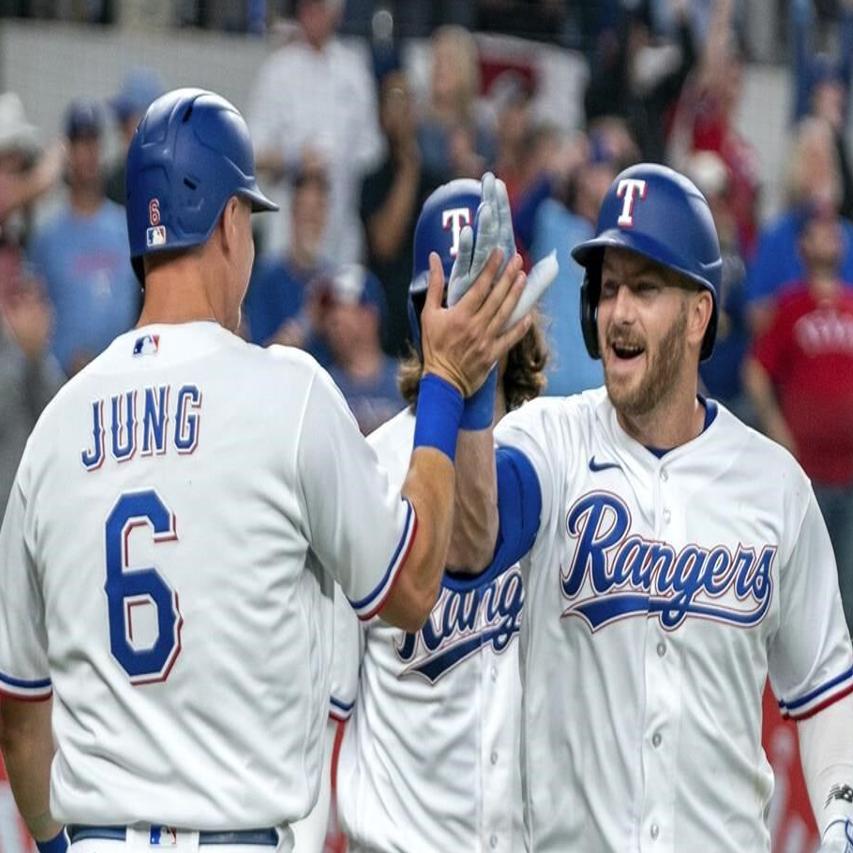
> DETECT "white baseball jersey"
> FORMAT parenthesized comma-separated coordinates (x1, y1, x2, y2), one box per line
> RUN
(331, 408, 524, 853)
(0, 322, 416, 837)
(494, 386, 853, 853)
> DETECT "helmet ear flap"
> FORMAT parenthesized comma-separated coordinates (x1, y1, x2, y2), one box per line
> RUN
(580, 266, 601, 360)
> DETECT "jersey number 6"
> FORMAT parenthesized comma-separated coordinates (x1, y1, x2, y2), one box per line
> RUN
(105, 490, 182, 684)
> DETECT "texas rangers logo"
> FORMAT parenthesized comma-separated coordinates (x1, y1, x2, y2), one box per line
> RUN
(395, 568, 523, 682)
(442, 207, 472, 258)
(616, 178, 647, 227)
(561, 493, 774, 631)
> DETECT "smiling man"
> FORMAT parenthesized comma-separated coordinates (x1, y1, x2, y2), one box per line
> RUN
(448, 163, 853, 853)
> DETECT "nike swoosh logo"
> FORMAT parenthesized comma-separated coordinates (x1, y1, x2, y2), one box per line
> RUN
(589, 456, 622, 473)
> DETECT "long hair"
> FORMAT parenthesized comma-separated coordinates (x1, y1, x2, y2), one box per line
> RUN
(399, 316, 549, 412)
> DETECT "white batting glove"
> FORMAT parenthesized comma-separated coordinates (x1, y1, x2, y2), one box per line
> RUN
(502, 250, 559, 331)
(447, 171, 559, 327)
(820, 819, 853, 852)
(447, 181, 500, 307)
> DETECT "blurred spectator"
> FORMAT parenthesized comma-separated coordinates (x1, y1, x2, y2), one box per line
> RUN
(746, 117, 853, 333)
(248, 0, 383, 263)
(105, 67, 166, 206)
(674, 0, 759, 253)
(317, 263, 402, 434)
(492, 71, 534, 200)
(0, 264, 63, 518)
(0, 91, 65, 486)
(361, 67, 443, 357)
(417, 25, 495, 179)
(584, 0, 696, 164)
(0, 92, 62, 253)
(529, 133, 621, 396)
(791, 0, 853, 217)
(744, 203, 853, 630)
(28, 99, 140, 377)
(243, 164, 331, 358)
(687, 151, 751, 420)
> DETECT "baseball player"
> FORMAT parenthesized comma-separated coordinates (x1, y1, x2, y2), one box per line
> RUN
(325, 177, 549, 853)
(449, 163, 853, 852)
(0, 89, 535, 853)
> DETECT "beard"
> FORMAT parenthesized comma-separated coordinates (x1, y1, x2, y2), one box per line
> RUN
(603, 303, 688, 418)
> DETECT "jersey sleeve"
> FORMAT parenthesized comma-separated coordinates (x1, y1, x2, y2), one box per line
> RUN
(0, 475, 52, 700)
(768, 488, 853, 720)
(329, 582, 364, 721)
(494, 399, 562, 529)
(296, 367, 416, 621)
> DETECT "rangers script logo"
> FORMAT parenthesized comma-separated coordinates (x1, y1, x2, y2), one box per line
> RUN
(396, 568, 523, 682)
(561, 493, 775, 631)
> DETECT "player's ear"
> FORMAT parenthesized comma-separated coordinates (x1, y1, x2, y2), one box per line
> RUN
(687, 289, 713, 350)
(219, 196, 241, 257)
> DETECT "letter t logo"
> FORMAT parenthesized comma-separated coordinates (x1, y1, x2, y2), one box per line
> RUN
(442, 207, 472, 257)
(616, 179, 647, 227)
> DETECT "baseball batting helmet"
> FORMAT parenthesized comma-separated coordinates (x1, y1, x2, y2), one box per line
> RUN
(126, 87, 278, 283)
(407, 178, 481, 354)
(572, 162, 722, 361)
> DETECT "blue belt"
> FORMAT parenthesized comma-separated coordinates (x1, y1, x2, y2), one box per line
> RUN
(67, 826, 278, 846)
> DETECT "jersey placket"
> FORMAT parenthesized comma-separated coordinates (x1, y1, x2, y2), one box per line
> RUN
(639, 459, 682, 853)
(480, 650, 515, 851)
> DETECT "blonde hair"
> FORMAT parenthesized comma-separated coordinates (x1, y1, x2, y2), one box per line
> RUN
(430, 25, 481, 117)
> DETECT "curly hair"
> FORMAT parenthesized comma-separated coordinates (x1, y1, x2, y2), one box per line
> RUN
(398, 316, 549, 412)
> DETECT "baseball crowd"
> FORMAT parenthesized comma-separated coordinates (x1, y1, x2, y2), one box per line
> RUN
(2, 0, 853, 850)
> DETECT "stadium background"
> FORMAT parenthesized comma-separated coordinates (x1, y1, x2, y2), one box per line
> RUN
(0, 0, 848, 849)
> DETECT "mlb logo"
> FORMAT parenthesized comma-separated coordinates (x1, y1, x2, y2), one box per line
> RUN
(149, 826, 178, 847)
(133, 334, 160, 356)
(147, 225, 167, 247)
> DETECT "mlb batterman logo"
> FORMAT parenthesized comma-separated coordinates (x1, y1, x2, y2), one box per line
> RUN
(147, 197, 167, 248)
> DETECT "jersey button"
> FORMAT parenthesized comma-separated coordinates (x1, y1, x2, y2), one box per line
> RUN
(490, 750, 499, 765)
(652, 732, 662, 748)
(489, 834, 499, 848)
(663, 508, 671, 523)
(656, 642, 666, 657)
(490, 665, 498, 682)
(660, 469, 668, 481)
(650, 823, 660, 840)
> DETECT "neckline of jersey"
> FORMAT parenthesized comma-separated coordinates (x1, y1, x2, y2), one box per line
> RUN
(643, 395, 718, 459)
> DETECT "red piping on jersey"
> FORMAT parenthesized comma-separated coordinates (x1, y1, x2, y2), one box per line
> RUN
(0, 686, 53, 703)
(360, 511, 419, 621)
(784, 681, 853, 721)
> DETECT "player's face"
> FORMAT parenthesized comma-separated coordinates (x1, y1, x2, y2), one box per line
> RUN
(597, 248, 695, 417)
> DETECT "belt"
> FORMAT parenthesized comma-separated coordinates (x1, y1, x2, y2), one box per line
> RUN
(67, 826, 278, 846)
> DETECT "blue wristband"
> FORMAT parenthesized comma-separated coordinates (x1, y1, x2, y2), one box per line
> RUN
(414, 373, 464, 461)
(36, 830, 67, 853)
(460, 368, 497, 430)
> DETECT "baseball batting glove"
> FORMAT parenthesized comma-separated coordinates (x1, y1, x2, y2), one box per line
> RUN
(447, 171, 558, 329)
(820, 818, 853, 852)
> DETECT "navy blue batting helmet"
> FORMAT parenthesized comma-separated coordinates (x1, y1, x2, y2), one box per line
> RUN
(572, 162, 722, 361)
(126, 88, 278, 283)
(407, 178, 481, 354)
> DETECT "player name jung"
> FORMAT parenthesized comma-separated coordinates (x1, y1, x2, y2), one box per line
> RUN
(562, 492, 775, 632)
(81, 383, 203, 470)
